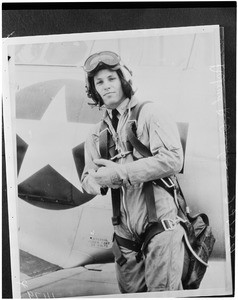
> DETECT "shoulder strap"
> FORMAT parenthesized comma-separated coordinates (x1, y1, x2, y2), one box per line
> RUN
(127, 101, 158, 223)
(129, 101, 152, 123)
(127, 101, 153, 158)
(127, 101, 190, 224)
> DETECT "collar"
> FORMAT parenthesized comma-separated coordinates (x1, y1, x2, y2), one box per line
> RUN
(106, 98, 130, 118)
(103, 96, 139, 120)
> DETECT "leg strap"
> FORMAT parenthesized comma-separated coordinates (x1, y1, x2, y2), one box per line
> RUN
(112, 236, 127, 267)
(112, 233, 142, 266)
(140, 221, 171, 257)
(114, 233, 142, 252)
(113, 219, 178, 265)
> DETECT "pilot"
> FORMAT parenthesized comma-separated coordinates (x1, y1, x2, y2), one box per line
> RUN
(81, 51, 185, 293)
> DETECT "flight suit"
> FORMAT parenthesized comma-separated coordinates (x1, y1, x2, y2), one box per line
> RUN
(82, 96, 185, 293)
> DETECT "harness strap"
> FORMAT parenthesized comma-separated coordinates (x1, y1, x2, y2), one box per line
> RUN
(127, 102, 160, 223)
(126, 103, 183, 220)
(136, 221, 169, 262)
(114, 233, 142, 252)
(126, 101, 153, 158)
(112, 236, 127, 266)
(99, 121, 121, 225)
(154, 177, 188, 218)
(112, 233, 143, 266)
(111, 189, 121, 225)
(143, 181, 158, 223)
(98, 127, 109, 196)
(127, 121, 152, 157)
(114, 219, 178, 265)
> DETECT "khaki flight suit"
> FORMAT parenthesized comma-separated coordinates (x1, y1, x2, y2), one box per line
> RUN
(82, 96, 185, 293)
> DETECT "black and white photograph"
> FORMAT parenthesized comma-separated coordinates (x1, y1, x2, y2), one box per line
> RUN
(2, 6, 235, 299)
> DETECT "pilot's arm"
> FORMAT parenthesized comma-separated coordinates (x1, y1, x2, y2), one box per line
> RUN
(89, 103, 183, 188)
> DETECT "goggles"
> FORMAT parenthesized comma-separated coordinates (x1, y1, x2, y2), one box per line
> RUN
(84, 51, 121, 73)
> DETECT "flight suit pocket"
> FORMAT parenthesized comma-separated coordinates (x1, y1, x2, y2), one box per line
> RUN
(154, 117, 182, 151)
(155, 127, 179, 152)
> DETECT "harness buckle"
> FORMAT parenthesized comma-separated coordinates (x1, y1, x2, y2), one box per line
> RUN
(176, 215, 187, 223)
(110, 151, 132, 161)
(116, 255, 127, 267)
(160, 177, 175, 189)
(111, 216, 121, 225)
(161, 219, 178, 231)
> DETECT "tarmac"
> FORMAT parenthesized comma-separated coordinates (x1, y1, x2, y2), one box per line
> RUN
(19, 257, 232, 298)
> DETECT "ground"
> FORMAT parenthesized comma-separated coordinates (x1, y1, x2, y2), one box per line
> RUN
(19, 255, 231, 298)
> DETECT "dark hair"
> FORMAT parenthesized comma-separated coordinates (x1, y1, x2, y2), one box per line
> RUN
(86, 63, 134, 107)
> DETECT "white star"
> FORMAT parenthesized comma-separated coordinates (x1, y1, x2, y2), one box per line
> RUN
(17, 86, 93, 192)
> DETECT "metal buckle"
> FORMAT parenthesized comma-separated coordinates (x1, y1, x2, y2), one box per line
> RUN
(161, 219, 177, 231)
(160, 177, 175, 188)
(116, 255, 127, 267)
(176, 216, 187, 223)
(110, 151, 132, 161)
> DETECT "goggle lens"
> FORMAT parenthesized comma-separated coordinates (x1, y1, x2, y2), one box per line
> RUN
(84, 51, 121, 72)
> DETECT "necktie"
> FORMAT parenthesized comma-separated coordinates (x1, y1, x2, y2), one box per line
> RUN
(111, 109, 119, 131)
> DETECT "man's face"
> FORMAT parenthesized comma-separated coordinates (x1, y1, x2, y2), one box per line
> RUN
(93, 69, 126, 109)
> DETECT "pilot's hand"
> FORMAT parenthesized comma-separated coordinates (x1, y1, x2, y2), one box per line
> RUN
(86, 169, 103, 194)
(92, 159, 123, 189)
